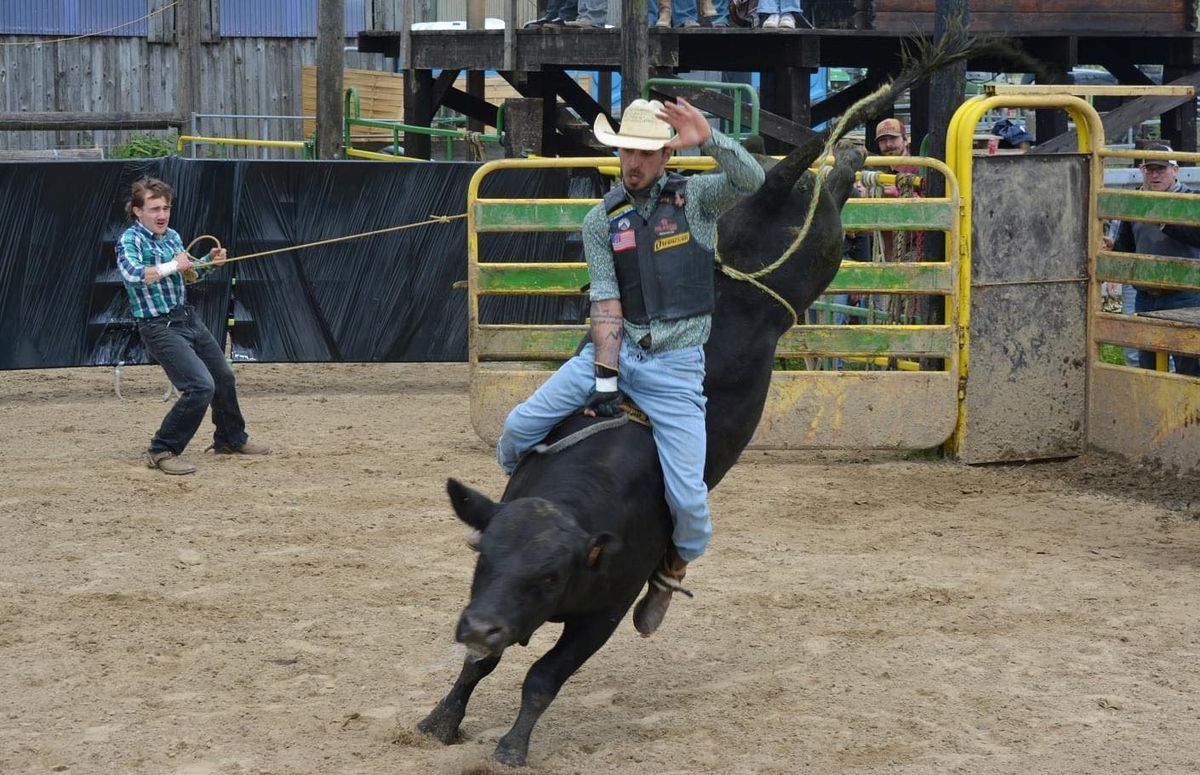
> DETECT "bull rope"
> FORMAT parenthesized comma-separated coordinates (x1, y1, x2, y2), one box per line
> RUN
(181, 213, 467, 281)
(530, 414, 630, 456)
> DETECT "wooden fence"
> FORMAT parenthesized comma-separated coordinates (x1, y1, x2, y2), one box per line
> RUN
(0, 35, 386, 155)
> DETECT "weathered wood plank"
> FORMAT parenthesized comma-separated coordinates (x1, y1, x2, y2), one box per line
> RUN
(872, 12, 1187, 35)
(0, 112, 184, 130)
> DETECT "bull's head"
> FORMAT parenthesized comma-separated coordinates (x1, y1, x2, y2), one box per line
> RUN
(446, 478, 619, 659)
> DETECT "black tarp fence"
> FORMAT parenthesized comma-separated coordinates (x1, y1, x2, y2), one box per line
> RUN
(0, 158, 584, 370)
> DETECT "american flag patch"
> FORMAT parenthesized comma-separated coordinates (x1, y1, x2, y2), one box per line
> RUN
(611, 230, 636, 252)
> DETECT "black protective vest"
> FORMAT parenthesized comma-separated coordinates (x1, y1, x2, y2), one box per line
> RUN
(604, 173, 715, 325)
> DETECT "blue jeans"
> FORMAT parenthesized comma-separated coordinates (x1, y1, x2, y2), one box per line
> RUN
(137, 307, 248, 454)
(575, 0, 607, 24)
(647, 0, 698, 25)
(1134, 289, 1200, 376)
(1121, 283, 1139, 367)
(757, 0, 800, 13)
(497, 339, 712, 562)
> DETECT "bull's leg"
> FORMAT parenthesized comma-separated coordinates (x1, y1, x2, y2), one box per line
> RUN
(494, 611, 623, 767)
(417, 653, 502, 744)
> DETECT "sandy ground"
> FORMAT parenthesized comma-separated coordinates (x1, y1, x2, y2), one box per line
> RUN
(1, 362, 1199, 775)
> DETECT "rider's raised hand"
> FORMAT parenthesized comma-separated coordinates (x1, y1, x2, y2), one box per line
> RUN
(659, 98, 712, 151)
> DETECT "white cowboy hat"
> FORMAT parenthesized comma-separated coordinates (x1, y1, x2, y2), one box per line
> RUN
(593, 99, 674, 151)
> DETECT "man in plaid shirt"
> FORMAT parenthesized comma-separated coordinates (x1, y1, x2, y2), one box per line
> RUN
(116, 177, 269, 475)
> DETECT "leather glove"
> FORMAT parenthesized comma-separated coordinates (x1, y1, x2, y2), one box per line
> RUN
(584, 363, 624, 417)
(584, 388, 625, 417)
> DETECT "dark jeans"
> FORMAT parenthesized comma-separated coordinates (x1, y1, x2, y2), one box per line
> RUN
(1134, 289, 1200, 377)
(137, 306, 248, 454)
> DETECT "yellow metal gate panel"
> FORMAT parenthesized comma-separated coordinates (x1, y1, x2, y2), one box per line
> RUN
(750, 371, 959, 449)
(1090, 365, 1200, 473)
(467, 156, 962, 451)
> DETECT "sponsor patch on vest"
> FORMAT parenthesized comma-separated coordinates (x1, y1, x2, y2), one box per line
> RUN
(612, 230, 637, 252)
(608, 203, 634, 222)
(653, 232, 691, 252)
(654, 217, 678, 235)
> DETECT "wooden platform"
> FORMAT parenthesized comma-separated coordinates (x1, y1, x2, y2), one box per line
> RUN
(358, 27, 1200, 72)
(356, 24, 1200, 159)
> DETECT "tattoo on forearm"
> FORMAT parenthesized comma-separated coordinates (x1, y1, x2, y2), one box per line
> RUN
(592, 315, 622, 326)
(604, 330, 621, 341)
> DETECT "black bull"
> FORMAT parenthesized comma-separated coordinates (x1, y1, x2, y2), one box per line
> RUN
(417, 138, 864, 766)
(417, 31, 988, 766)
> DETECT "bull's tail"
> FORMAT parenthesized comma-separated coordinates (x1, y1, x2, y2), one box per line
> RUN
(760, 19, 996, 200)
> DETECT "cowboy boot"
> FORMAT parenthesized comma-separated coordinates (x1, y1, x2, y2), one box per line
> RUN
(699, 0, 716, 18)
(632, 547, 691, 636)
(655, 0, 672, 27)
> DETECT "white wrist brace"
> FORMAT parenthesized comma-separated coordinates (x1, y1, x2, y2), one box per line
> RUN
(157, 259, 180, 278)
(596, 376, 618, 393)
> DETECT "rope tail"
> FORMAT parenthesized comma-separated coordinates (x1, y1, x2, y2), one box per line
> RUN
(716, 18, 1002, 323)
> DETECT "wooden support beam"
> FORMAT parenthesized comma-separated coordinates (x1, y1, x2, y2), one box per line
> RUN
(1025, 37, 1076, 147)
(176, 0, 203, 122)
(921, 0, 966, 317)
(0, 112, 184, 131)
(466, 0, 486, 132)
(545, 69, 608, 128)
(1034, 70, 1200, 154)
(467, 72, 486, 132)
(598, 72, 613, 114)
(431, 68, 462, 108)
(1098, 61, 1157, 87)
(441, 87, 500, 128)
(621, 0, 649, 110)
(404, 69, 435, 159)
(540, 69, 560, 155)
(1161, 66, 1199, 154)
(317, 0, 346, 159)
(647, 82, 818, 148)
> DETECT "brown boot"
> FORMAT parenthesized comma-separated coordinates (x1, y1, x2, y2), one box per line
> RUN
(208, 439, 272, 455)
(655, 0, 672, 27)
(144, 449, 196, 476)
(632, 548, 691, 636)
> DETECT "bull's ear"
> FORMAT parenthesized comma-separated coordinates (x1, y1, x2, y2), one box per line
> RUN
(446, 478, 497, 531)
(582, 532, 622, 570)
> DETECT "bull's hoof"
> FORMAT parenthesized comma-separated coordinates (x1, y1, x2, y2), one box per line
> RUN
(416, 712, 460, 745)
(494, 739, 528, 768)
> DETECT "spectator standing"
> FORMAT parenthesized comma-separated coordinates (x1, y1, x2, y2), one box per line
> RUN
(567, 0, 608, 27)
(757, 0, 807, 28)
(650, 0, 701, 27)
(1108, 144, 1200, 376)
(524, 0, 577, 26)
(863, 118, 925, 324)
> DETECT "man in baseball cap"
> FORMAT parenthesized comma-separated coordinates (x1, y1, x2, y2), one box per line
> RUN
(874, 117, 908, 157)
(1108, 141, 1200, 376)
(1139, 142, 1179, 173)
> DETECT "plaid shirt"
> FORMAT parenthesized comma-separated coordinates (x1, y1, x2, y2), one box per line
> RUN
(116, 221, 212, 319)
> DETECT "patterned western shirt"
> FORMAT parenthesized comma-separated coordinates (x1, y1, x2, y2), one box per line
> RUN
(581, 129, 765, 353)
(115, 221, 214, 319)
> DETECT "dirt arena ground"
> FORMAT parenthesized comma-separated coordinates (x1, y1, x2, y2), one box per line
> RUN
(2, 362, 1198, 775)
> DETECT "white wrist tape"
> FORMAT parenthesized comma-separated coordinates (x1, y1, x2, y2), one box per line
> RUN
(157, 259, 179, 278)
(596, 376, 618, 393)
